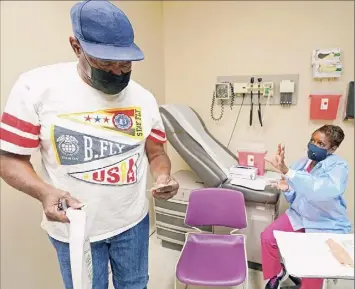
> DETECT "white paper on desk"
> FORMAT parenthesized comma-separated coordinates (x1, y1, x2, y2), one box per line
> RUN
(66, 208, 93, 289)
(230, 177, 267, 191)
(229, 171, 281, 191)
(274, 230, 354, 279)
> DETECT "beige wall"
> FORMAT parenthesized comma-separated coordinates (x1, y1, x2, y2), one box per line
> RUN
(163, 1, 354, 223)
(0, 1, 163, 289)
(1, 1, 354, 289)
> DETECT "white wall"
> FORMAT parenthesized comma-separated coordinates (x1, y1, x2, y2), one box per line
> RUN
(163, 0, 354, 221)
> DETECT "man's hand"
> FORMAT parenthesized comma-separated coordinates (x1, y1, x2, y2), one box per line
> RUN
(265, 144, 289, 175)
(40, 188, 84, 223)
(151, 174, 179, 200)
(145, 137, 179, 200)
(0, 151, 84, 223)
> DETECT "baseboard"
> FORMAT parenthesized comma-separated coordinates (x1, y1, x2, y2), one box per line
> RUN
(248, 261, 262, 271)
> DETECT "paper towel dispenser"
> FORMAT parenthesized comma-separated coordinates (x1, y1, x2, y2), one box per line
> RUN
(344, 81, 354, 120)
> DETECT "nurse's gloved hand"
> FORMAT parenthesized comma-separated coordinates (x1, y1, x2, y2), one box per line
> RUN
(265, 143, 289, 175)
(270, 179, 289, 192)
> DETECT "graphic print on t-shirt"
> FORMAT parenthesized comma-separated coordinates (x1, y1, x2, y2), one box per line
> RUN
(58, 107, 144, 140)
(51, 126, 140, 165)
(68, 153, 139, 186)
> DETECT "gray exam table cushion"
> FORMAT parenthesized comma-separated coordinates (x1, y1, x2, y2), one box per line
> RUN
(159, 105, 280, 205)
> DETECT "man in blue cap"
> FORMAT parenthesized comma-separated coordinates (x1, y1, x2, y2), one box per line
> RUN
(0, 1, 178, 288)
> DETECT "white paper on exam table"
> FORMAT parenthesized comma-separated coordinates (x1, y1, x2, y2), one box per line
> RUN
(274, 230, 354, 279)
(230, 171, 282, 191)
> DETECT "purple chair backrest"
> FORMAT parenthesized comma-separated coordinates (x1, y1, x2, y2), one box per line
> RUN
(185, 188, 247, 229)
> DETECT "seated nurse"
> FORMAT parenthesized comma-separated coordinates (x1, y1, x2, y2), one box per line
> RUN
(261, 125, 351, 289)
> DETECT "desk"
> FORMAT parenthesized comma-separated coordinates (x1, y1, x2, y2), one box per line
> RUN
(274, 231, 354, 289)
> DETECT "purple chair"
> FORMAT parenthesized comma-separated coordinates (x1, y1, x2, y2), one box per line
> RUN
(175, 188, 248, 289)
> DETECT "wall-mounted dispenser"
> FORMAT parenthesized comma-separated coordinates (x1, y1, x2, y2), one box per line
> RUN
(343, 81, 354, 120)
(309, 94, 341, 120)
(312, 48, 342, 79)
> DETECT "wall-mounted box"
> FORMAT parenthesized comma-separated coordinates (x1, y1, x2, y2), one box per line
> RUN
(309, 94, 341, 120)
(343, 81, 354, 120)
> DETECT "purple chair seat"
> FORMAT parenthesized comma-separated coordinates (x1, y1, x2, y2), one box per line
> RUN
(176, 233, 247, 287)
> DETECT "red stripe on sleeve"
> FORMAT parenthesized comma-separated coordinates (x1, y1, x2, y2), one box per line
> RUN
(148, 134, 167, 144)
(151, 128, 166, 138)
(1, 112, 40, 135)
(0, 127, 40, 148)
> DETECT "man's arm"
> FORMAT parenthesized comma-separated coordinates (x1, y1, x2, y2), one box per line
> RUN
(0, 151, 83, 222)
(0, 75, 82, 222)
(145, 138, 178, 200)
(0, 151, 51, 201)
(145, 138, 171, 180)
(145, 95, 178, 199)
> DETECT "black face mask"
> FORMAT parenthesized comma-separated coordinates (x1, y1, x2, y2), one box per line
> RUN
(91, 68, 131, 95)
(83, 55, 131, 95)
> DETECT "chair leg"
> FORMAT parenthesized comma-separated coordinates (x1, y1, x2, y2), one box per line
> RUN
(322, 279, 328, 289)
(174, 276, 188, 289)
(242, 277, 248, 289)
(244, 268, 249, 289)
(231, 280, 247, 289)
(234, 282, 242, 289)
(245, 279, 248, 289)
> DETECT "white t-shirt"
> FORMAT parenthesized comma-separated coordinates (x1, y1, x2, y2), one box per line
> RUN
(0, 62, 167, 242)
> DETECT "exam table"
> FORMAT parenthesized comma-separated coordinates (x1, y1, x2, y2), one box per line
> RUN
(157, 104, 281, 267)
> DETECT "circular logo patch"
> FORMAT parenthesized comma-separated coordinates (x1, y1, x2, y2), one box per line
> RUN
(57, 135, 80, 156)
(113, 114, 133, 130)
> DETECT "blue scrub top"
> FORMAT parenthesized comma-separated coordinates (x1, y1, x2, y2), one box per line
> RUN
(284, 154, 351, 234)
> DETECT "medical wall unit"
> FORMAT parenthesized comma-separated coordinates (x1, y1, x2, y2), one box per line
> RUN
(158, 104, 280, 268)
(279, 80, 295, 107)
(309, 94, 341, 120)
(210, 75, 299, 123)
(213, 74, 299, 106)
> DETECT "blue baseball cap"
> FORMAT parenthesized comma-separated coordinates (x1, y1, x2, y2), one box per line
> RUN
(70, 0, 144, 61)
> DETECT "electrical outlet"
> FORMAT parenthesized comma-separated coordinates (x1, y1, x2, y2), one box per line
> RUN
(234, 83, 248, 94)
(280, 80, 295, 93)
(215, 83, 231, 99)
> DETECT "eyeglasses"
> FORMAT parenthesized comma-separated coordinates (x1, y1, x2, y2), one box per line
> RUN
(84, 53, 132, 73)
